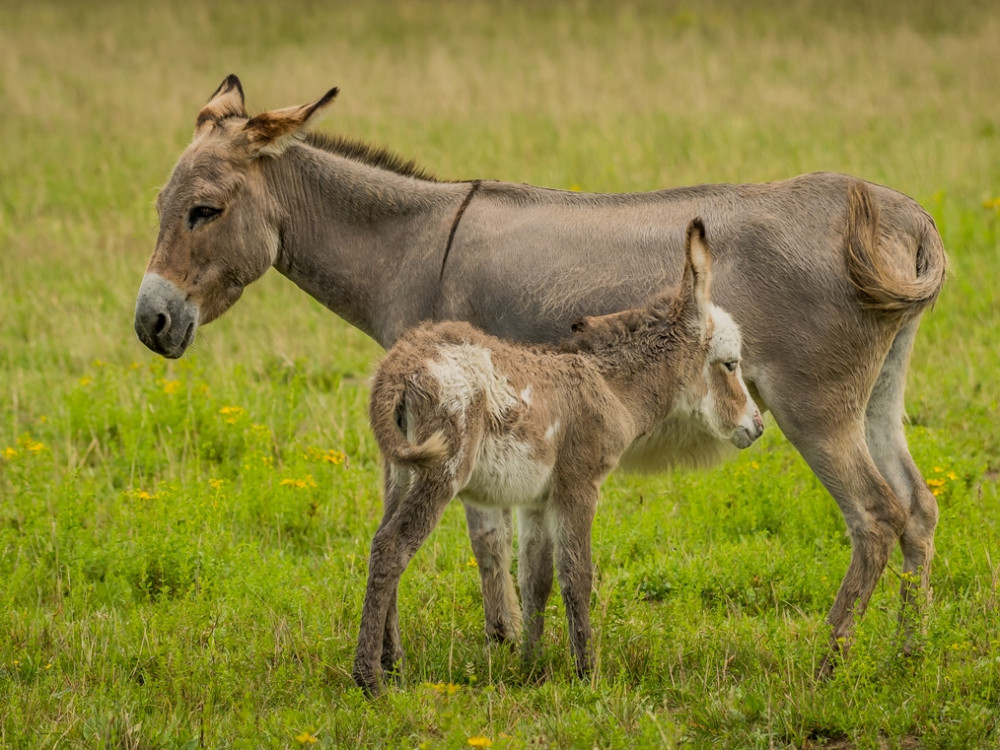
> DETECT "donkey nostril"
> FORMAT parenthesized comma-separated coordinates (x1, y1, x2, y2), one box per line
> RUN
(154, 312, 170, 335)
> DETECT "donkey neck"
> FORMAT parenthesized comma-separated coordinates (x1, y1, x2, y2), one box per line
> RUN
(262, 144, 471, 346)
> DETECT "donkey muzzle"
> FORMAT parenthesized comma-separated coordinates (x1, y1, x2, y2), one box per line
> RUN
(134, 273, 199, 359)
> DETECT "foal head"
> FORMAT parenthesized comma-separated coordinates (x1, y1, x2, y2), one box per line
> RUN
(571, 219, 763, 450)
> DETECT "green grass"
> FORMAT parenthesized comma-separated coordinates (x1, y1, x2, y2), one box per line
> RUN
(2, 0, 1000, 747)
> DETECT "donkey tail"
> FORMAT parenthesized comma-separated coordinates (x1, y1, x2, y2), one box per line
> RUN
(368, 374, 450, 468)
(845, 181, 947, 315)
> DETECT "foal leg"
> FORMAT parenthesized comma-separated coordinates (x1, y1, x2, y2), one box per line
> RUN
(379, 464, 407, 679)
(865, 320, 938, 646)
(553, 484, 599, 679)
(354, 475, 453, 696)
(464, 503, 522, 643)
(517, 506, 554, 676)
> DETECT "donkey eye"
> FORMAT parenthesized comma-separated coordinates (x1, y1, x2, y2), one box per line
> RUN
(723, 361, 738, 373)
(188, 205, 222, 229)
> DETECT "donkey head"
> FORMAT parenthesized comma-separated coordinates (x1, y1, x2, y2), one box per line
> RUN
(677, 219, 763, 449)
(134, 75, 337, 357)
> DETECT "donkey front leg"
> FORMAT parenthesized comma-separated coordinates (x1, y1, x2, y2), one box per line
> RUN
(354, 476, 454, 696)
(464, 504, 522, 644)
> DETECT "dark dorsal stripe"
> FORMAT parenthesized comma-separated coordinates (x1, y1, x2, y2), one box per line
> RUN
(439, 180, 481, 283)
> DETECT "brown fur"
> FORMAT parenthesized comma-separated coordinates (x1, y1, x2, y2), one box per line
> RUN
(353, 220, 762, 695)
(136, 77, 947, 675)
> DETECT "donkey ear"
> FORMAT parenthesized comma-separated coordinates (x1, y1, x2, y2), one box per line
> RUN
(241, 87, 339, 157)
(681, 217, 713, 333)
(196, 74, 248, 133)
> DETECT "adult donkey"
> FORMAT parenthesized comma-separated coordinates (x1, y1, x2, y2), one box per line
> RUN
(135, 75, 946, 669)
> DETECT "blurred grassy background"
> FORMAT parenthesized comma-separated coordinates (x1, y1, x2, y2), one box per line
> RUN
(1, 1, 999, 747)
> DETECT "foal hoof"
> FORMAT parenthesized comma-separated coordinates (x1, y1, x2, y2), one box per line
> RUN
(352, 666, 384, 698)
(815, 654, 836, 681)
(486, 619, 522, 649)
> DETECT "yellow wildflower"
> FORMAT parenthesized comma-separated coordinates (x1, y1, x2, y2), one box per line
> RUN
(983, 197, 1000, 210)
(468, 737, 493, 748)
(466, 557, 479, 568)
(16, 437, 44, 454)
(219, 406, 246, 424)
(79, 377, 93, 386)
(295, 731, 319, 744)
(209, 478, 224, 490)
(425, 681, 461, 695)
(163, 379, 182, 395)
(2, 447, 16, 460)
(323, 449, 345, 465)
(280, 475, 317, 489)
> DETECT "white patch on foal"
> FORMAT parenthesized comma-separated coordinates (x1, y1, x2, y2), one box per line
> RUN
(426, 344, 552, 508)
(426, 343, 520, 424)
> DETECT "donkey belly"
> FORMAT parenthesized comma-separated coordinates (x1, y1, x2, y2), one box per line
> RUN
(458, 433, 554, 510)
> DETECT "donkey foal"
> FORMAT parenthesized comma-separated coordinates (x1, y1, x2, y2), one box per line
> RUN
(353, 219, 763, 695)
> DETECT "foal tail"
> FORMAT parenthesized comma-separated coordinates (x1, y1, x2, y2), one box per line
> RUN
(368, 374, 450, 468)
(845, 181, 947, 315)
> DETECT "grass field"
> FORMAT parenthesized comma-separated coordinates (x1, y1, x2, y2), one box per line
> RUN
(2, 1, 999, 747)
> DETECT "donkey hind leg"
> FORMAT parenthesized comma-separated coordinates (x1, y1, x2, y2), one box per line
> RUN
(553, 485, 599, 680)
(463, 504, 522, 643)
(780, 414, 906, 673)
(865, 318, 938, 648)
(353, 474, 454, 696)
(517, 506, 554, 678)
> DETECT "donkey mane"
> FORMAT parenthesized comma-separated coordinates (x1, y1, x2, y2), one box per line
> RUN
(304, 132, 439, 182)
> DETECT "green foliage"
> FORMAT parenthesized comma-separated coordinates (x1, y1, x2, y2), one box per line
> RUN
(3, 0, 1000, 747)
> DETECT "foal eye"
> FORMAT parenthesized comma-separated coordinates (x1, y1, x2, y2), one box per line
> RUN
(188, 205, 222, 228)
(723, 361, 738, 373)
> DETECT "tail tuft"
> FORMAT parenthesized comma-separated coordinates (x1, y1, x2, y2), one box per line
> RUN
(393, 430, 450, 468)
(845, 181, 947, 315)
(369, 372, 450, 469)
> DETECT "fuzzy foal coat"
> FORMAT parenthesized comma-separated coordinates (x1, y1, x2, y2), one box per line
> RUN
(353, 221, 761, 694)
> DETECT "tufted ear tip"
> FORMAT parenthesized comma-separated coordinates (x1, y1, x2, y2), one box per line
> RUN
(196, 74, 249, 131)
(241, 85, 340, 156)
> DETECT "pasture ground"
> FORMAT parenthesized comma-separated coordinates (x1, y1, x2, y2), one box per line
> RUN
(1, 1, 999, 747)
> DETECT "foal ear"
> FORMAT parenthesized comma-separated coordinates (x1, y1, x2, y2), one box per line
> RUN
(196, 74, 248, 133)
(241, 87, 339, 157)
(681, 217, 713, 333)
